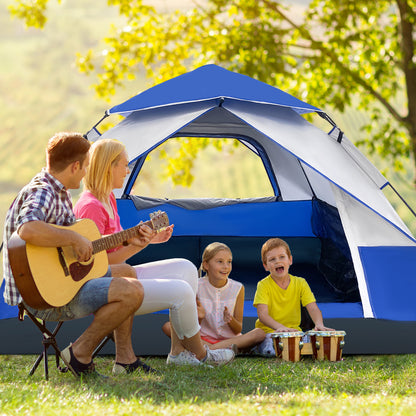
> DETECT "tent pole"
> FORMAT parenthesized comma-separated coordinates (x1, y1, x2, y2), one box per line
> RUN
(298, 160, 317, 199)
(83, 112, 109, 139)
(317, 112, 344, 142)
(386, 183, 416, 218)
(317, 111, 337, 127)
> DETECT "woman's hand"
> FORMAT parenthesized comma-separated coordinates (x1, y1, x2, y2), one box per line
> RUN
(150, 224, 174, 244)
(128, 223, 155, 249)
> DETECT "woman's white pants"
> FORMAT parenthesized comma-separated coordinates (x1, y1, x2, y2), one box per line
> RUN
(133, 258, 200, 340)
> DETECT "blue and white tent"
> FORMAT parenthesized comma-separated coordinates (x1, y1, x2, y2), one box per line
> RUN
(88, 65, 416, 354)
(2, 64, 416, 355)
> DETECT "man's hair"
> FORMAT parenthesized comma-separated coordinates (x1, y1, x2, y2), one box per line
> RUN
(83, 138, 126, 200)
(46, 132, 90, 173)
(261, 238, 292, 264)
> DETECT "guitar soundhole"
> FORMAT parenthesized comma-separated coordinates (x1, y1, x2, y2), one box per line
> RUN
(69, 261, 95, 282)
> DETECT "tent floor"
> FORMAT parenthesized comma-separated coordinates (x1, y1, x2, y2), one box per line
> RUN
(1, 314, 415, 356)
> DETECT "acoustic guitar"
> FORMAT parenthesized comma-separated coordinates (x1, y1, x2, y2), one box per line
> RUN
(8, 211, 169, 310)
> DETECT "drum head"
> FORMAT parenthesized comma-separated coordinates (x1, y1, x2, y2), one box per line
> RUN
(306, 330, 346, 337)
(271, 331, 304, 338)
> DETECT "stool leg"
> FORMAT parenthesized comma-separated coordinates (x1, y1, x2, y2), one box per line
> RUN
(43, 339, 49, 380)
(92, 333, 114, 358)
(29, 352, 44, 376)
(28, 321, 63, 379)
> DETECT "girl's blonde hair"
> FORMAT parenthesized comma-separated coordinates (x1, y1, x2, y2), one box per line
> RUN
(83, 139, 126, 200)
(199, 242, 232, 277)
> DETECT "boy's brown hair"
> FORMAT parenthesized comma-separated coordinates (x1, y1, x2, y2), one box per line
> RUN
(261, 238, 292, 264)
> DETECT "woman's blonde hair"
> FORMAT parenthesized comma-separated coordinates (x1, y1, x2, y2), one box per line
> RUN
(199, 242, 232, 277)
(83, 139, 126, 200)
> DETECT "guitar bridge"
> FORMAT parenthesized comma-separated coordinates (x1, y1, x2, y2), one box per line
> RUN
(57, 247, 70, 276)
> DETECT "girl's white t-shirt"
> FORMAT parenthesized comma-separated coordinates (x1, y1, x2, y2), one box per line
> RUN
(198, 276, 243, 340)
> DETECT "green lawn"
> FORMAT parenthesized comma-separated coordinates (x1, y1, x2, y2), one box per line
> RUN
(1, 354, 415, 415)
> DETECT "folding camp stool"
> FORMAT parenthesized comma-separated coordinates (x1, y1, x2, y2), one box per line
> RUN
(18, 303, 114, 379)
(18, 303, 68, 380)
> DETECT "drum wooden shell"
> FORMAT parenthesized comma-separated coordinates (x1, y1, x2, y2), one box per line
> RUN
(307, 331, 346, 362)
(271, 332, 305, 362)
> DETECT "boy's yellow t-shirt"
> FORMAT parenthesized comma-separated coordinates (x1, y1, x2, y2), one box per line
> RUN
(253, 274, 316, 332)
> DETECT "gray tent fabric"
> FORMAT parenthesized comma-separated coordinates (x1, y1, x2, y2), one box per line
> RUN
(130, 195, 278, 211)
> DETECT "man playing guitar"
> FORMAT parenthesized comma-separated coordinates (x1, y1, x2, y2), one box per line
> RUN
(3, 132, 148, 377)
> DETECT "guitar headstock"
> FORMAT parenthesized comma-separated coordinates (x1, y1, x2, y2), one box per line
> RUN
(149, 210, 170, 232)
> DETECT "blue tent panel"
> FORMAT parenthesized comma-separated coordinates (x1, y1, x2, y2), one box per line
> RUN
(359, 246, 416, 321)
(0, 281, 18, 319)
(118, 198, 315, 237)
(244, 301, 363, 319)
(109, 65, 322, 115)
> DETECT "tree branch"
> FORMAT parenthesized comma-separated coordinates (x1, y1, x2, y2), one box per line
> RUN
(396, 0, 416, 133)
(262, 0, 405, 125)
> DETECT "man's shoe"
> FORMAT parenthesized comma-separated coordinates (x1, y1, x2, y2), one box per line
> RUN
(201, 346, 235, 366)
(113, 358, 158, 375)
(166, 350, 201, 366)
(61, 344, 107, 378)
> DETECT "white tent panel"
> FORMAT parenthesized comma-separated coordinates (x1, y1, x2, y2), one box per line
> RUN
(329, 128, 388, 189)
(255, 135, 314, 200)
(333, 185, 374, 318)
(224, 100, 411, 236)
(335, 187, 414, 246)
(100, 101, 217, 162)
(301, 163, 337, 206)
(333, 186, 416, 318)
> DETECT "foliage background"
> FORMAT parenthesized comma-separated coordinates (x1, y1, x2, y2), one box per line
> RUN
(1, 4, 416, 414)
(1, 0, 415, 238)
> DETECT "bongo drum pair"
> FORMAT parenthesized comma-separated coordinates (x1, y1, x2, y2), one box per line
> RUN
(271, 330, 346, 362)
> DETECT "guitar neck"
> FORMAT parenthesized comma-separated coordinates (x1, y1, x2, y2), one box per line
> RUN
(92, 219, 153, 254)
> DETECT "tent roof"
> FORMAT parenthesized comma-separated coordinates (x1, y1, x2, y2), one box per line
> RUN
(94, 64, 414, 243)
(108, 64, 322, 116)
(102, 99, 411, 238)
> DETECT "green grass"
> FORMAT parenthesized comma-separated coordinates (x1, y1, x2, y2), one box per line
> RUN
(1, 354, 416, 415)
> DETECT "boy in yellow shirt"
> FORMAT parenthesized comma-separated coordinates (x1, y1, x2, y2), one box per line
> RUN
(253, 238, 333, 356)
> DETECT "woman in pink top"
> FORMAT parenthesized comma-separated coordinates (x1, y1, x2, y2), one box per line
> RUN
(74, 139, 234, 369)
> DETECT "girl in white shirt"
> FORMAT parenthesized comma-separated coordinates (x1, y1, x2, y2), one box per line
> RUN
(164, 242, 265, 352)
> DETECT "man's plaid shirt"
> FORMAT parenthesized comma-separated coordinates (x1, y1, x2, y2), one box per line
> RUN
(3, 169, 76, 305)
